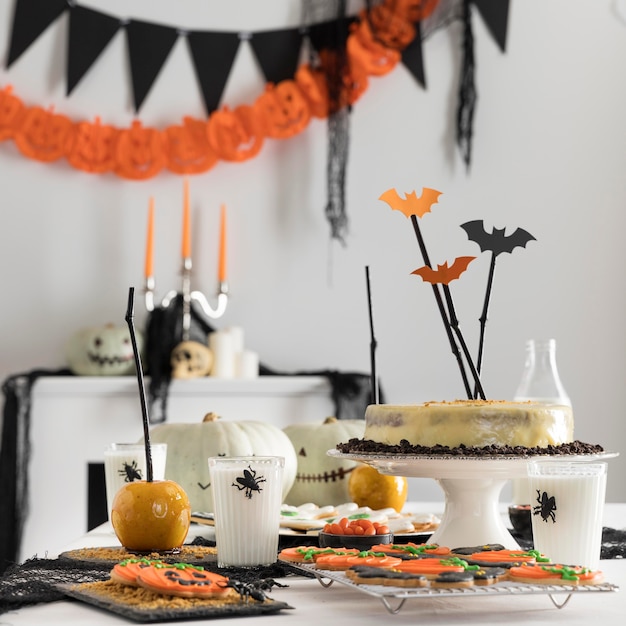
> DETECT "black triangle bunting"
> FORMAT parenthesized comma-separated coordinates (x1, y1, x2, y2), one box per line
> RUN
(401, 21, 426, 89)
(186, 31, 241, 116)
(6, 0, 68, 68)
(67, 5, 122, 96)
(472, 0, 509, 52)
(307, 16, 356, 55)
(125, 19, 180, 113)
(249, 27, 303, 84)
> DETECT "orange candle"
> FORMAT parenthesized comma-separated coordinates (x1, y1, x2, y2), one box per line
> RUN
(218, 204, 227, 282)
(144, 197, 154, 279)
(182, 178, 191, 259)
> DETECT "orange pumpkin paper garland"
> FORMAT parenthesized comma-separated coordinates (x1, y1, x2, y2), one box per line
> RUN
(1, 0, 441, 177)
(0, 85, 24, 141)
(66, 116, 118, 174)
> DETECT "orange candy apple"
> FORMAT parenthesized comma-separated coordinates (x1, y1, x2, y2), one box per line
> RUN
(111, 479, 191, 552)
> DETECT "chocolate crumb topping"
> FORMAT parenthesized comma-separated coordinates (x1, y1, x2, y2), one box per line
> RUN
(336, 439, 604, 457)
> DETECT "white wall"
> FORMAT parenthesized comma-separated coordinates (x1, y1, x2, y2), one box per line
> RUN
(1, 1, 625, 501)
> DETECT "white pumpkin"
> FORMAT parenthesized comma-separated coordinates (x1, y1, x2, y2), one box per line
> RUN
(283, 416, 365, 506)
(148, 413, 297, 512)
(65, 323, 141, 376)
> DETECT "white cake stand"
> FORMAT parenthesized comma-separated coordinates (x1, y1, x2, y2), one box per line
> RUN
(327, 450, 617, 551)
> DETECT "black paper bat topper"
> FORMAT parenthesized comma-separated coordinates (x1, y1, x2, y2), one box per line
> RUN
(460, 220, 536, 257)
(460, 220, 536, 398)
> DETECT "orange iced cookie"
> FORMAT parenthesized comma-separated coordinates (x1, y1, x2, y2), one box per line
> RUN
(135, 563, 237, 598)
(508, 563, 604, 586)
(373, 543, 451, 558)
(465, 549, 548, 567)
(395, 557, 470, 579)
(315, 551, 402, 571)
(278, 546, 358, 563)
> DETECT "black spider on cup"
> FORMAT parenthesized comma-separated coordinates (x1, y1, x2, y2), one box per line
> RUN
(232, 466, 266, 499)
(533, 489, 557, 523)
(119, 460, 142, 483)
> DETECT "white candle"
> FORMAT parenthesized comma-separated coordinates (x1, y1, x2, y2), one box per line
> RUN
(236, 350, 259, 379)
(209, 331, 236, 378)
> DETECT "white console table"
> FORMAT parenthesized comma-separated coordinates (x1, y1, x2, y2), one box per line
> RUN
(22, 376, 333, 562)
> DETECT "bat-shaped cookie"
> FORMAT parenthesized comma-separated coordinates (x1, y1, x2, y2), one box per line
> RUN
(379, 187, 442, 218)
(411, 256, 476, 285)
(460, 220, 536, 256)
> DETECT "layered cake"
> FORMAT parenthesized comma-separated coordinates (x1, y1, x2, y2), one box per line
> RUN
(362, 400, 574, 449)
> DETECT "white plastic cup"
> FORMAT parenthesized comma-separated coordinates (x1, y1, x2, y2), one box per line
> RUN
(528, 460, 606, 569)
(208, 456, 284, 567)
(104, 443, 167, 520)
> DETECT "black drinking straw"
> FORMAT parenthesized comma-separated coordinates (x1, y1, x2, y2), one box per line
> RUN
(365, 266, 379, 404)
(409, 215, 474, 399)
(125, 287, 153, 482)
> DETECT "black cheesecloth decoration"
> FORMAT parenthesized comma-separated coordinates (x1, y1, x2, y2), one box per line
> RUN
(457, 0, 477, 169)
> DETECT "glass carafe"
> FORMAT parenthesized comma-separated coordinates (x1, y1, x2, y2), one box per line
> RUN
(511, 339, 571, 505)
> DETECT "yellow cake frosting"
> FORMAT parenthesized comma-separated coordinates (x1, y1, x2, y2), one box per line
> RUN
(363, 401, 574, 448)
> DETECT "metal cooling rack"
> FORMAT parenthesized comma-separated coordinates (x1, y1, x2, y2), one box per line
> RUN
(284, 561, 619, 615)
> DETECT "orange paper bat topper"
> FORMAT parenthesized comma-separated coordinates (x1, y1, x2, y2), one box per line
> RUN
(379, 187, 442, 218)
(411, 256, 476, 285)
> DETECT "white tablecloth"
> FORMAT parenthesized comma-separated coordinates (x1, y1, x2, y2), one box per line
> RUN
(5, 503, 625, 625)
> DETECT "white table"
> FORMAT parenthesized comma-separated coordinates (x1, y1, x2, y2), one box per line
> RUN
(5, 503, 625, 625)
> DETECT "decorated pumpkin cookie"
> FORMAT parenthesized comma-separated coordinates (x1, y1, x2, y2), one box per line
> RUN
(507, 563, 604, 586)
(135, 563, 237, 598)
(278, 546, 359, 563)
(464, 549, 548, 568)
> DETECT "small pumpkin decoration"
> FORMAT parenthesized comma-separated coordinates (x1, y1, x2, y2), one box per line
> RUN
(14, 106, 73, 162)
(206, 104, 264, 162)
(65, 323, 141, 376)
(170, 340, 213, 379)
(0, 85, 25, 141)
(114, 120, 167, 180)
(253, 80, 312, 139)
(149, 413, 298, 513)
(283, 416, 366, 506)
(164, 116, 218, 174)
(66, 116, 118, 173)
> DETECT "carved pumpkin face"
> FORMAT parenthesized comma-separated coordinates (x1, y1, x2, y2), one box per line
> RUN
(67, 117, 118, 173)
(14, 106, 73, 162)
(65, 324, 141, 376)
(283, 417, 366, 506)
(254, 81, 311, 139)
(165, 116, 218, 174)
(170, 341, 213, 379)
(114, 120, 166, 180)
(206, 105, 264, 162)
(0, 85, 25, 141)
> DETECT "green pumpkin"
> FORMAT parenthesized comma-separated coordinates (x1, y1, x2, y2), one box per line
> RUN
(148, 413, 297, 512)
(65, 323, 141, 376)
(283, 416, 365, 506)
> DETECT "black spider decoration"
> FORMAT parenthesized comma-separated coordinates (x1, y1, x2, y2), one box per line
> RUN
(533, 489, 557, 523)
(119, 460, 142, 483)
(232, 465, 266, 499)
(218, 578, 288, 603)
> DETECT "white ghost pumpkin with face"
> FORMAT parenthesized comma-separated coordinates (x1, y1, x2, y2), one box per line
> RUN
(283, 417, 366, 506)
